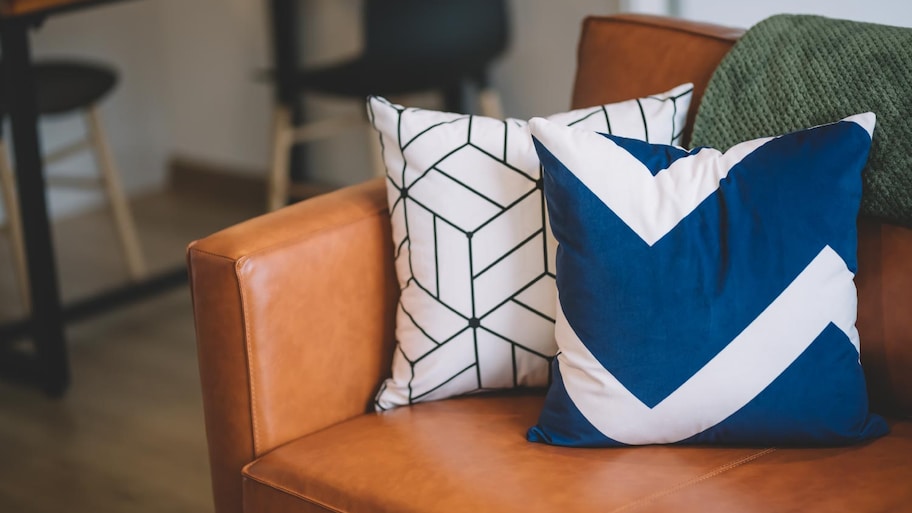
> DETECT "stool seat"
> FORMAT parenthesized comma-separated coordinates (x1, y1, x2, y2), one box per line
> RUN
(1, 60, 117, 116)
(0, 57, 146, 314)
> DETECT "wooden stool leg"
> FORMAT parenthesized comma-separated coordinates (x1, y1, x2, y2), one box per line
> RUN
(478, 88, 504, 119)
(86, 107, 147, 281)
(268, 105, 293, 211)
(0, 140, 32, 312)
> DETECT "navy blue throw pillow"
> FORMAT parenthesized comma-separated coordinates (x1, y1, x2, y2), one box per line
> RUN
(527, 113, 888, 447)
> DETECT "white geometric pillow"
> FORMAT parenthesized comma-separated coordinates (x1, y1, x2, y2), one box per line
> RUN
(367, 83, 693, 411)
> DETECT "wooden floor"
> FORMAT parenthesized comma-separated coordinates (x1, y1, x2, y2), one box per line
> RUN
(0, 185, 263, 512)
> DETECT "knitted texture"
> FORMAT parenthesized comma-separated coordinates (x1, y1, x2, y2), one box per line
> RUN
(691, 14, 912, 226)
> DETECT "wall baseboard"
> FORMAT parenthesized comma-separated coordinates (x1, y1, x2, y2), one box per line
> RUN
(167, 155, 267, 204)
(167, 155, 338, 207)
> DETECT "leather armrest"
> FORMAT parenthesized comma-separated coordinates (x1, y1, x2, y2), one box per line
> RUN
(187, 178, 397, 513)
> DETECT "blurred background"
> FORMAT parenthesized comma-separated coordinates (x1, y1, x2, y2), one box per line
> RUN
(25, 0, 912, 216)
(0, 0, 909, 511)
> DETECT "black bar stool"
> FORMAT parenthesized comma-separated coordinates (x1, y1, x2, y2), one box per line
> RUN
(266, 0, 510, 211)
(0, 59, 147, 313)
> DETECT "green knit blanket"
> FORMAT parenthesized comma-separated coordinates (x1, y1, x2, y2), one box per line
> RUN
(691, 14, 912, 227)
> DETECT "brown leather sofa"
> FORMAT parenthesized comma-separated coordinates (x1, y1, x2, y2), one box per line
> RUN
(189, 14, 912, 513)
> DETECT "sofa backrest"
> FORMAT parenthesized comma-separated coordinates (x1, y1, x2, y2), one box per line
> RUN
(571, 14, 743, 146)
(571, 14, 912, 418)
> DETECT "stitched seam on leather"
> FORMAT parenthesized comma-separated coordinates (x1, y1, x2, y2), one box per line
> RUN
(188, 246, 237, 261)
(235, 256, 260, 457)
(190, 204, 387, 263)
(608, 448, 777, 513)
(189, 248, 259, 463)
(243, 205, 389, 261)
(244, 474, 346, 513)
(229, 205, 389, 456)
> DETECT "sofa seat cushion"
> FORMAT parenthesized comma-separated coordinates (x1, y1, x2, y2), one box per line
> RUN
(242, 394, 912, 512)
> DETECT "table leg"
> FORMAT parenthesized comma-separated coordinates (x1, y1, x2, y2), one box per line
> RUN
(1, 19, 70, 397)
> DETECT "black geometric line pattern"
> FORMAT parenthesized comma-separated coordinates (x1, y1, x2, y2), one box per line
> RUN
(367, 84, 693, 411)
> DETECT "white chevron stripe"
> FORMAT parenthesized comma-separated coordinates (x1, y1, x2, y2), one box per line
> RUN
(529, 113, 875, 247)
(530, 116, 770, 246)
(556, 245, 859, 445)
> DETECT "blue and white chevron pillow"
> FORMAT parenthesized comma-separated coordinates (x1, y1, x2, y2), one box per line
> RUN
(527, 113, 889, 446)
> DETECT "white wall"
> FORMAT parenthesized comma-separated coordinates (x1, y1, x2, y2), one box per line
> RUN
(494, 0, 622, 119)
(25, 0, 173, 218)
(624, 0, 912, 28)
(680, 0, 912, 29)
(135, 0, 625, 189)
(26, 0, 278, 220)
(24, 0, 911, 220)
(301, 0, 623, 187)
(155, 0, 273, 173)
(16, 0, 625, 216)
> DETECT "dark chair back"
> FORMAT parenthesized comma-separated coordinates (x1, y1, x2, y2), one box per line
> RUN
(362, 0, 509, 68)
(268, 0, 509, 104)
(269, 0, 300, 105)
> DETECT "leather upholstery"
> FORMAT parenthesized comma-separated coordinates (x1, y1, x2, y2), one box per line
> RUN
(639, 423, 912, 512)
(857, 218, 912, 417)
(242, 394, 912, 513)
(245, 394, 755, 513)
(188, 179, 398, 513)
(189, 14, 912, 513)
(571, 14, 744, 146)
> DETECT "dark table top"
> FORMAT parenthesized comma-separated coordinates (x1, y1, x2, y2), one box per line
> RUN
(0, 0, 129, 20)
